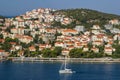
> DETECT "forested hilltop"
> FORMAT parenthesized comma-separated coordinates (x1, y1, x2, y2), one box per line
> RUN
(0, 15, 5, 26)
(53, 8, 120, 29)
(56, 9, 120, 19)
(0, 15, 5, 18)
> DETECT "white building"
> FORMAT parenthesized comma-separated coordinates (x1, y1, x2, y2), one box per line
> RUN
(75, 25, 85, 32)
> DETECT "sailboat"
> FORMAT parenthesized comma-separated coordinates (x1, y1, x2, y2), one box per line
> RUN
(59, 56, 75, 74)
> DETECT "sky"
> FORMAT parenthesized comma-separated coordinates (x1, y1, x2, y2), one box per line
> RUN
(0, 0, 120, 16)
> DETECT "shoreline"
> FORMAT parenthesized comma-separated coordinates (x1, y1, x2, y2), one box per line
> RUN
(8, 57, 120, 63)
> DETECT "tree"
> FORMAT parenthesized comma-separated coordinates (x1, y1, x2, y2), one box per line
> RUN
(35, 46, 39, 52)
(112, 45, 120, 58)
(69, 48, 84, 58)
(98, 45, 104, 54)
(0, 34, 3, 39)
(34, 34, 39, 43)
(5, 25, 15, 32)
(39, 38, 45, 44)
(42, 48, 52, 58)
(41, 48, 62, 58)
(24, 49, 30, 57)
(9, 51, 18, 57)
(52, 21, 61, 27)
(53, 47, 62, 56)
(20, 42, 33, 48)
(30, 51, 39, 57)
(55, 31, 62, 39)
(87, 51, 103, 58)
(2, 42, 11, 52)
(5, 37, 19, 43)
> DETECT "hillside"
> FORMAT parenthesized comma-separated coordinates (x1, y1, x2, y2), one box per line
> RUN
(56, 9, 120, 20)
(53, 8, 120, 29)
(0, 15, 5, 26)
(2, 8, 120, 58)
(0, 15, 5, 19)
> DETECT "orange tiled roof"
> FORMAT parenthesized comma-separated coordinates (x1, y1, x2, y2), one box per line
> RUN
(0, 50, 5, 52)
(63, 29, 77, 32)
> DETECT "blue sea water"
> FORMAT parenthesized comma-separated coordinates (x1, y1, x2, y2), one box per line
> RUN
(0, 62, 120, 80)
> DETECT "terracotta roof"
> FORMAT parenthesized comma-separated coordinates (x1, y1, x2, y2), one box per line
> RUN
(0, 50, 5, 52)
(63, 29, 77, 33)
(10, 42, 17, 45)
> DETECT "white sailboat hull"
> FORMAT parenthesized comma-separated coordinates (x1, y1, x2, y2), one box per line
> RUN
(59, 69, 74, 74)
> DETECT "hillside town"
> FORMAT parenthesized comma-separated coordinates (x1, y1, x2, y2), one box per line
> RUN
(0, 8, 120, 58)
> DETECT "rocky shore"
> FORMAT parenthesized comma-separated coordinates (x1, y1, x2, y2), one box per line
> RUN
(8, 57, 120, 63)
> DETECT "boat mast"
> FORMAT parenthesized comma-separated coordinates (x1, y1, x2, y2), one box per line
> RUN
(64, 56, 66, 69)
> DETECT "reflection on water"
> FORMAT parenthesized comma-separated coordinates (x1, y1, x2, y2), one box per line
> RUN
(59, 74, 72, 80)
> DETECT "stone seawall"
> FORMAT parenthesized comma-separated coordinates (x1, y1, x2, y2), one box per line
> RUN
(8, 57, 120, 63)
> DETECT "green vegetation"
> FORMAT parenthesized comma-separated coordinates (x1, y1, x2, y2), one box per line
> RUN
(20, 47, 62, 57)
(0, 15, 5, 19)
(0, 37, 19, 52)
(42, 47, 62, 58)
(5, 25, 15, 33)
(53, 8, 120, 29)
(0, 34, 3, 39)
(112, 40, 120, 58)
(69, 48, 104, 58)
